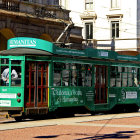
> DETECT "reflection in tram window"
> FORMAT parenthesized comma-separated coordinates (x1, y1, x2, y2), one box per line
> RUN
(110, 66, 140, 87)
(53, 62, 92, 87)
(11, 66, 21, 86)
(1, 66, 9, 86)
(1, 58, 9, 64)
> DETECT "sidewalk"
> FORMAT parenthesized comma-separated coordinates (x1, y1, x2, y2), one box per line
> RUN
(1, 112, 140, 130)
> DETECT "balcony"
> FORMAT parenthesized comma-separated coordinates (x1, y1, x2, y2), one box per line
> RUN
(0, 0, 70, 21)
(82, 39, 115, 51)
(0, 0, 19, 11)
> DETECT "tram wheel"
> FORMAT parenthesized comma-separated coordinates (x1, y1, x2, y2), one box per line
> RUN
(90, 111, 95, 115)
(15, 117, 23, 122)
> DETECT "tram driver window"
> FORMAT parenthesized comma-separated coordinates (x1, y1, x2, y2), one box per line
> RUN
(0, 58, 9, 86)
(1, 66, 9, 86)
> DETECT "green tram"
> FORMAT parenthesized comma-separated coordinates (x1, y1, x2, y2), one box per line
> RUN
(0, 37, 140, 121)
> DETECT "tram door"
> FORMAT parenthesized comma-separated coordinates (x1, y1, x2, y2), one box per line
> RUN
(25, 62, 48, 108)
(95, 65, 108, 104)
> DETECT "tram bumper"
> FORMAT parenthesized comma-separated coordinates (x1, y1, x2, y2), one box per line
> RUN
(0, 107, 23, 117)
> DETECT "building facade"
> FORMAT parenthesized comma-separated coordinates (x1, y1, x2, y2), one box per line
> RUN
(60, 0, 140, 51)
(0, 0, 82, 51)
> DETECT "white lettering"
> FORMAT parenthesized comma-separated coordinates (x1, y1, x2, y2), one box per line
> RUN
(0, 100, 11, 106)
(53, 89, 82, 96)
(0, 93, 16, 99)
(126, 91, 137, 99)
(99, 51, 108, 57)
(9, 39, 36, 47)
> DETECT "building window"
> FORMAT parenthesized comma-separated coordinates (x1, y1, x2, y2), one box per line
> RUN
(111, 0, 120, 9)
(85, 0, 93, 10)
(111, 21, 119, 38)
(85, 23, 93, 39)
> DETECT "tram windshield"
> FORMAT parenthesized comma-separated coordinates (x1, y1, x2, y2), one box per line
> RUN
(0, 58, 21, 86)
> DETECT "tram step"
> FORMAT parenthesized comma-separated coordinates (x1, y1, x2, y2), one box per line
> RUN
(0, 112, 9, 118)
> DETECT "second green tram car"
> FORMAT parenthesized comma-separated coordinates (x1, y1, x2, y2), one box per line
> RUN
(0, 37, 140, 121)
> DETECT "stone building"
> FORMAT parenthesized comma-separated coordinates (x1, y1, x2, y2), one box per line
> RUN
(0, 0, 82, 51)
(60, 0, 140, 51)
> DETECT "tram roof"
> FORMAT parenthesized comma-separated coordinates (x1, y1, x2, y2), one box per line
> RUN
(0, 48, 52, 56)
(0, 37, 139, 62)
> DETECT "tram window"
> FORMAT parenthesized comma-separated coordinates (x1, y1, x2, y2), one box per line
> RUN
(53, 73, 61, 86)
(0, 66, 9, 86)
(1, 58, 9, 64)
(134, 68, 138, 87)
(43, 88, 46, 102)
(53, 62, 92, 87)
(76, 64, 82, 86)
(43, 64, 48, 86)
(38, 64, 42, 70)
(116, 73, 121, 87)
(77, 71, 82, 86)
(31, 72, 35, 85)
(134, 73, 138, 87)
(53, 63, 61, 86)
(38, 72, 41, 85)
(110, 66, 140, 87)
(31, 63, 35, 70)
(11, 60, 21, 65)
(110, 66, 116, 87)
(122, 73, 127, 87)
(11, 66, 21, 86)
(43, 73, 47, 85)
(118, 67, 122, 72)
(110, 66, 121, 87)
(38, 88, 41, 102)
(62, 63, 70, 86)
(128, 73, 133, 87)
(31, 88, 34, 102)
(62, 69, 70, 86)
(81, 71, 86, 86)
(71, 64, 77, 86)
(85, 65, 92, 87)
(128, 67, 132, 72)
(80, 65, 86, 86)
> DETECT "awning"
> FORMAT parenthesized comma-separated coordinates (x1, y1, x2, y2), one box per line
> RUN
(0, 48, 52, 56)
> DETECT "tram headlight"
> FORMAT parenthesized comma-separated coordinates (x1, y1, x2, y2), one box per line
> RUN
(17, 99, 21, 103)
(17, 93, 21, 97)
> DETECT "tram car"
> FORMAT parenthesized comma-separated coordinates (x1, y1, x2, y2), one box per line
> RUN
(0, 37, 140, 121)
